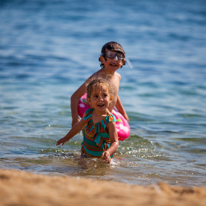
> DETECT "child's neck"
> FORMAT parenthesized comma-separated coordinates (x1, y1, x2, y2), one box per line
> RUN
(101, 66, 116, 75)
(92, 109, 110, 124)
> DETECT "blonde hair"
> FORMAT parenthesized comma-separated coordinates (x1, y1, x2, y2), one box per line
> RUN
(86, 77, 114, 99)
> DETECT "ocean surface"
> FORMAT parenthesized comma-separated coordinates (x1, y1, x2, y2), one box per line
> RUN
(0, 0, 206, 187)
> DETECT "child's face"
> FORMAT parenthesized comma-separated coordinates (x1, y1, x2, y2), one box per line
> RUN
(102, 50, 125, 72)
(88, 83, 111, 114)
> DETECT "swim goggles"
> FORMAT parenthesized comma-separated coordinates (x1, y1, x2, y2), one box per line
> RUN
(101, 51, 133, 69)
(102, 51, 124, 61)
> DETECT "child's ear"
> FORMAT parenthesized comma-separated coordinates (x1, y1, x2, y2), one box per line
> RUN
(110, 95, 114, 102)
(99, 55, 105, 64)
(121, 58, 126, 66)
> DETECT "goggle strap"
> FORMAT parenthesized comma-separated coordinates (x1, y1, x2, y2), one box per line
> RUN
(125, 57, 133, 69)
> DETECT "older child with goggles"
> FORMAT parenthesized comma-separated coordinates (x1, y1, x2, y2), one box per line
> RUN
(70, 41, 132, 129)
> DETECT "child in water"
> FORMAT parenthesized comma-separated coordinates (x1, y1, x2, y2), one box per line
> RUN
(70, 41, 129, 128)
(56, 78, 119, 163)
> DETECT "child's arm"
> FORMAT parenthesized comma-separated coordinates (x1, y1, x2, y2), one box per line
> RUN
(102, 122, 119, 163)
(56, 117, 85, 146)
(115, 95, 129, 122)
(70, 82, 87, 127)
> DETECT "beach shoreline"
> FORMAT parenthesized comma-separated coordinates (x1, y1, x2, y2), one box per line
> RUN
(0, 169, 205, 206)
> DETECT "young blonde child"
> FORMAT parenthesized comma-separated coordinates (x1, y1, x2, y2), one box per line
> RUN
(56, 78, 119, 163)
(70, 41, 129, 128)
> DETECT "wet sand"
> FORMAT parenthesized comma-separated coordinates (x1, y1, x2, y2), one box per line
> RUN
(0, 169, 206, 206)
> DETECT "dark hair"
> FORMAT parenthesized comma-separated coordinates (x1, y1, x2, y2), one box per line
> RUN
(101, 41, 125, 57)
(87, 78, 114, 99)
(99, 41, 126, 68)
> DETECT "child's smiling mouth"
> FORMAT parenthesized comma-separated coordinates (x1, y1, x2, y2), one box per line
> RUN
(110, 63, 117, 67)
(97, 103, 105, 107)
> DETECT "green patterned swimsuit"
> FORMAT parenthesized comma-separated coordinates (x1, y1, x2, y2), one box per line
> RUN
(81, 108, 117, 158)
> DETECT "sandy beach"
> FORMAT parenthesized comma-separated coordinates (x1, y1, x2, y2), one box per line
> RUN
(0, 169, 205, 206)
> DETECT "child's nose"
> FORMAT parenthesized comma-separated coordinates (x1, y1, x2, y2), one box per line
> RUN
(114, 56, 118, 60)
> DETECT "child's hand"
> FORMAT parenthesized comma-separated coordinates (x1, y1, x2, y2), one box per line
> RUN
(124, 113, 129, 122)
(102, 151, 111, 164)
(56, 137, 67, 146)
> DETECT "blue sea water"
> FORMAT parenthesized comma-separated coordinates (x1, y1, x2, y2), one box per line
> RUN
(0, 0, 206, 186)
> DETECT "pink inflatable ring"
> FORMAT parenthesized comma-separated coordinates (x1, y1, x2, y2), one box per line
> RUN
(78, 94, 130, 141)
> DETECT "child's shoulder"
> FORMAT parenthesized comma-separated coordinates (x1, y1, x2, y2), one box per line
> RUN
(85, 69, 121, 83)
(83, 108, 93, 120)
(84, 70, 100, 83)
(106, 112, 117, 124)
(114, 71, 121, 79)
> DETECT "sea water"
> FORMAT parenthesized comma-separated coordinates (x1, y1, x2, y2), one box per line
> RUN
(0, 0, 206, 186)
